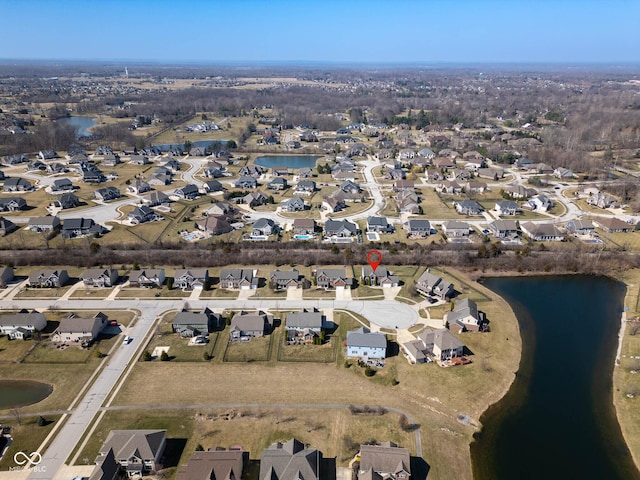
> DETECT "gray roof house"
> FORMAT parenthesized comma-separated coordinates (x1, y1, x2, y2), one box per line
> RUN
(281, 197, 306, 212)
(252, 218, 278, 236)
(62, 218, 101, 238)
(415, 270, 454, 300)
(175, 184, 200, 200)
(230, 311, 270, 338)
(267, 177, 288, 190)
(0, 216, 17, 236)
(442, 220, 470, 238)
(292, 218, 316, 235)
(286, 310, 324, 342)
(174, 269, 209, 290)
(566, 219, 595, 236)
(28, 215, 60, 231)
(128, 205, 158, 225)
(0, 266, 14, 288)
(454, 200, 484, 216)
(95, 430, 166, 477)
(219, 269, 258, 289)
(197, 216, 234, 236)
(270, 269, 304, 289)
(172, 310, 219, 337)
(28, 269, 70, 288)
(3, 177, 32, 192)
(52, 312, 109, 344)
(495, 200, 519, 216)
(235, 176, 258, 189)
(446, 298, 486, 333)
(94, 186, 121, 202)
(403, 328, 465, 363)
(346, 327, 386, 360)
(404, 219, 431, 237)
(80, 269, 119, 288)
(361, 266, 400, 287)
(129, 269, 166, 288)
(0, 197, 27, 212)
(488, 219, 519, 239)
(142, 191, 171, 207)
(53, 192, 79, 209)
(259, 438, 320, 480)
(176, 449, 247, 480)
(0, 311, 47, 338)
(520, 222, 564, 241)
(293, 180, 316, 195)
(367, 216, 393, 233)
(358, 442, 411, 480)
(324, 219, 358, 237)
(51, 178, 74, 192)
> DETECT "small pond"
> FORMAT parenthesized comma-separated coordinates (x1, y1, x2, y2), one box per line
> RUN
(0, 380, 53, 409)
(254, 155, 320, 169)
(60, 116, 97, 138)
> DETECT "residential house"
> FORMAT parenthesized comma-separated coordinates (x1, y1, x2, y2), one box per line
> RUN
(0, 312, 47, 339)
(324, 219, 358, 237)
(3, 177, 32, 192)
(203, 165, 224, 178)
(51, 178, 74, 192)
(197, 216, 234, 236)
(148, 173, 172, 186)
(28, 269, 69, 288)
(316, 268, 353, 289)
(62, 218, 102, 238)
(95, 430, 166, 477)
(346, 327, 386, 360)
(520, 222, 564, 241)
(394, 180, 415, 192)
(141, 191, 171, 207)
(340, 180, 361, 194)
(554, 167, 575, 179)
(46, 162, 66, 175)
(477, 168, 504, 180)
(361, 266, 400, 287)
(268, 177, 288, 191)
(129, 269, 166, 288)
(286, 310, 324, 342)
(386, 168, 406, 180)
(488, 220, 519, 238)
(172, 310, 219, 337)
(0, 267, 14, 288)
(80, 269, 119, 288)
(0, 197, 27, 212)
(366, 216, 393, 233)
(403, 328, 464, 363)
(443, 221, 470, 238)
(28, 215, 60, 232)
(2, 154, 29, 166)
(297, 167, 314, 178)
(259, 438, 320, 480)
(176, 449, 247, 480)
(128, 205, 158, 225)
(239, 165, 264, 177)
(587, 192, 618, 209)
(593, 217, 634, 233)
(358, 442, 411, 480)
(203, 180, 224, 193)
(206, 201, 234, 216)
(242, 191, 268, 207)
(448, 168, 471, 181)
(415, 270, 454, 300)
(292, 218, 316, 235)
(270, 269, 304, 289)
(219, 269, 258, 289)
(38, 150, 58, 160)
(82, 167, 105, 183)
(293, 180, 316, 196)
(271, 166, 289, 177)
(523, 194, 553, 212)
(174, 269, 209, 290)
(446, 298, 486, 333)
(495, 200, 519, 216)
(437, 180, 463, 194)
(252, 218, 278, 236)
(94, 187, 121, 202)
(101, 153, 121, 167)
(0, 217, 17, 236)
(566, 219, 596, 236)
(129, 154, 150, 166)
(322, 193, 346, 213)
(230, 311, 270, 338)
(174, 184, 200, 200)
(466, 180, 488, 194)
(126, 179, 151, 195)
(281, 197, 306, 212)
(404, 219, 431, 237)
(454, 200, 483, 216)
(433, 157, 456, 169)
(417, 148, 436, 159)
(53, 192, 79, 210)
(51, 312, 109, 344)
(504, 185, 536, 199)
(396, 190, 421, 214)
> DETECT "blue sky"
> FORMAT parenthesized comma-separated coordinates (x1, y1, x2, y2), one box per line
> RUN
(1, 0, 639, 64)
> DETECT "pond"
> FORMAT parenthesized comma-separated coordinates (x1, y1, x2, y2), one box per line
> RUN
(60, 116, 97, 138)
(472, 276, 640, 480)
(0, 380, 53, 409)
(254, 155, 320, 169)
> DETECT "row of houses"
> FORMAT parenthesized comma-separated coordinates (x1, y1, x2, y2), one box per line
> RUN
(90, 429, 413, 480)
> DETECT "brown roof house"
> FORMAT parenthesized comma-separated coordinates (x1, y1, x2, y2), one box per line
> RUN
(593, 217, 634, 233)
(358, 442, 411, 480)
(80, 269, 119, 288)
(403, 328, 465, 364)
(445, 298, 487, 333)
(219, 269, 258, 290)
(95, 430, 166, 477)
(176, 448, 247, 480)
(259, 438, 320, 480)
(315, 269, 353, 290)
(129, 269, 166, 288)
(415, 270, 454, 300)
(174, 269, 209, 290)
(197, 216, 234, 236)
(28, 269, 70, 288)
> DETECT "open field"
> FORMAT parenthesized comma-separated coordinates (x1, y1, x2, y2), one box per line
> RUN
(109, 270, 521, 479)
(614, 268, 640, 471)
(0, 415, 62, 471)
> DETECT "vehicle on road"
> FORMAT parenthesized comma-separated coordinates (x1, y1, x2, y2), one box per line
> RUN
(123, 335, 132, 344)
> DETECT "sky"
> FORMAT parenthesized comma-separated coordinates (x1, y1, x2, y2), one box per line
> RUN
(1, 0, 639, 64)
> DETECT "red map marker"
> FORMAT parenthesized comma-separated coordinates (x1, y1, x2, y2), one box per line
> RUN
(367, 249, 383, 272)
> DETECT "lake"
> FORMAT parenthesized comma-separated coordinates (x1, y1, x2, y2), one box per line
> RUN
(60, 116, 97, 137)
(254, 155, 320, 169)
(0, 380, 53, 409)
(472, 276, 639, 480)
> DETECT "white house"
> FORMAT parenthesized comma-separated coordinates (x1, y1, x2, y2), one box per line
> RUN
(346, 327, 386, 360)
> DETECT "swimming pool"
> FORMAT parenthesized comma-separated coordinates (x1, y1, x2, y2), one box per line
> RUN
(294, 234, 314, 240)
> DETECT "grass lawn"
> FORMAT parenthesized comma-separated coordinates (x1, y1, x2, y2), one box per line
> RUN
(70, 287, 115, 299)
(595, 230, 640, 252)
(420, 189, 459, 219)
(0, 415, 62, 471)
(14, 283, 76, 299)
(0, 336, 35, 363)
(614, 268, 640, 469)
(223, 333, 273, 363)
(116, 286, 191, 299)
